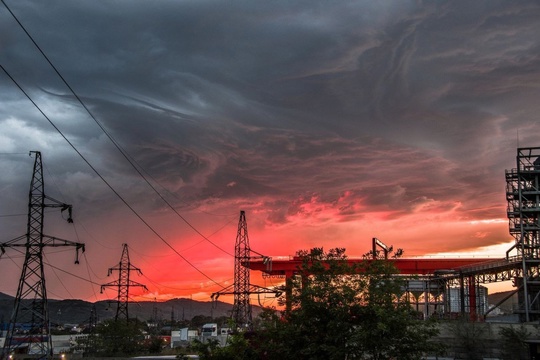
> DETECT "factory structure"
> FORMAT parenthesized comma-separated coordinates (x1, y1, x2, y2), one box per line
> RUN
(249, 147, 540, 322)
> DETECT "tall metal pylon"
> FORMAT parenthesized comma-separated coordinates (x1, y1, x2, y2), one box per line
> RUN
(101, 243, 147, 322)
(0, 151, 85, 360)
(211, 211, 280, 330)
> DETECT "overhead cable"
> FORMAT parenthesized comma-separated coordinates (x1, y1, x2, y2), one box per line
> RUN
(1, 0, 234, 257)
(0, 65, 224, 289)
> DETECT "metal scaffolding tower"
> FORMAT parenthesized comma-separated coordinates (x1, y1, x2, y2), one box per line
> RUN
(101, 243, 147, 322)
(0, 151, 85, 360)
(212, 211, 280, 330)
(506, 146, 540, 321)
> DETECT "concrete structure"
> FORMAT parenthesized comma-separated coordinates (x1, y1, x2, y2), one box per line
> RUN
(447, 286, 488, 314)
(171, 329, 198, 348)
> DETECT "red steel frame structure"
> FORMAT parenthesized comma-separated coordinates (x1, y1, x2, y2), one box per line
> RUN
(249, 147, 540, 321)
(249, 249, 495, 317)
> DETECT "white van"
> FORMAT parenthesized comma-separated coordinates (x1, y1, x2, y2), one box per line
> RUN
(201, 323, 218, 337)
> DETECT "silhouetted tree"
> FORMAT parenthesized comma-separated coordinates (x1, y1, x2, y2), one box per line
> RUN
(87, 319, 145, 356)
(499, 325, 531, 360)
(193, 247, 442, 360)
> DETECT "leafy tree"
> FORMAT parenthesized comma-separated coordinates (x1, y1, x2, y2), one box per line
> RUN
(499, 325, 531, 360)
(451, 319, 485, 360)
(254, 247, 441, 360)
(191, 247, 441, 360)
(83, 319, 145, 356)
(189, 336, 252, 360)
(146, 335, 165, 354)
(191, 315, 215, 328)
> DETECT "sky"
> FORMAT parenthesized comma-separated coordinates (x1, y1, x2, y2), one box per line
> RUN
(1, 0, 540, 305)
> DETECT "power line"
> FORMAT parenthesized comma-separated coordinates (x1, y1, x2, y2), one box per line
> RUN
(82, 252, 100, 301)
(0, 213, 26, 218)
(0, 65, 224, 289)
(141, 273, 234, 292)
(1, 0, 235, 257)
(44, 253, 75, 299)
(1, 249, 108, 288)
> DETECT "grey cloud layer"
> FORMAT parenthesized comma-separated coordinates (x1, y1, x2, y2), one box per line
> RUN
(1, 0, 539, 232)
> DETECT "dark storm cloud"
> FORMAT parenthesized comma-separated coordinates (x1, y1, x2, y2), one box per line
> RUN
(1, 0, 540, 255)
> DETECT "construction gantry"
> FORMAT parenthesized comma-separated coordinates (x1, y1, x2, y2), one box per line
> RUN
(249, 147, 540, 322)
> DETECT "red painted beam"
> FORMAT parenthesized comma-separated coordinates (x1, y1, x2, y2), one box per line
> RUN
(248, 257, 496, 276)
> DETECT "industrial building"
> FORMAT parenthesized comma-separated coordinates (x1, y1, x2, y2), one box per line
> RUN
(250, 147, 540, 322)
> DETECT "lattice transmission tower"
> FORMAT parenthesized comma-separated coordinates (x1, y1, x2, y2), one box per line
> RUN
(101, 243, 147, 322)
(0, 151, 85, 360)
(212, 211, 280, 330)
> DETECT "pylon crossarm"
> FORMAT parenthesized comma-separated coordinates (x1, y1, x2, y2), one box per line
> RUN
(43, 195, 74, 223)
(212, 284, 281, 298)
(127, 281, 148, 290)
(0, 235, 31, 261)
(211, 283, 235, 299)
(108, 264, 121, 273)
(0, 234, 28, 247)
(101, 282, 146, 292)
(248, 284, 282, 297)
(101, 280, 120, 289)
(42, 235, 85, 264)
(42, 235, 84, 248)
(248, 248, 269, 261)
(108, 264, 142, 272)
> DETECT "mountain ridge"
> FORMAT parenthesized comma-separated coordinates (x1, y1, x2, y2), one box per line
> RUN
(0, 292, 237, 325)
(0, 290, 516, 325)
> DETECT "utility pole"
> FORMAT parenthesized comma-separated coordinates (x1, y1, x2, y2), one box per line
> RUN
(0, 151, 85, 360)
(152, 298, 158, 323)
(84, 305, 98, 356)
(150, 298, 159, 335)
(211, 211, 280, 330)
(101, 243, 147, 322)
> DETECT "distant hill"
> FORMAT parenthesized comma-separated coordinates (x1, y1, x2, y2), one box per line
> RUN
(488, 290, 518, 314)
(0, 290, 518, 325)
(0, 292, 13, 301)
(0, 292, 237, 325)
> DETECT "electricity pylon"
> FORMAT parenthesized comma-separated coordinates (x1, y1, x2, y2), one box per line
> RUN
(101, 243, 147, 322)
(0, 151, 85, 360)
(211, 211, 280, 330)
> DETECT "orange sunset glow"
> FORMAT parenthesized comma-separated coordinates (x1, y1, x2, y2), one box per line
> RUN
(1, 1, 540, 307)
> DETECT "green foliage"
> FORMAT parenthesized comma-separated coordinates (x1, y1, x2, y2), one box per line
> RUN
(499, 325, 530, 360)
(146, 335, 165, 354)
(84, 319, 145, 356)
(190, 247, 441, 360)
(189, 335, 252, 360)
(451, 319, 485, 360)
(191, 315, 215, 328)
(258, 247, 441, 359)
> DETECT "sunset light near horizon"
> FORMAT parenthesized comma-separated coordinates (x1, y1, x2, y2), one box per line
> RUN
(1, 1, 540, 306)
